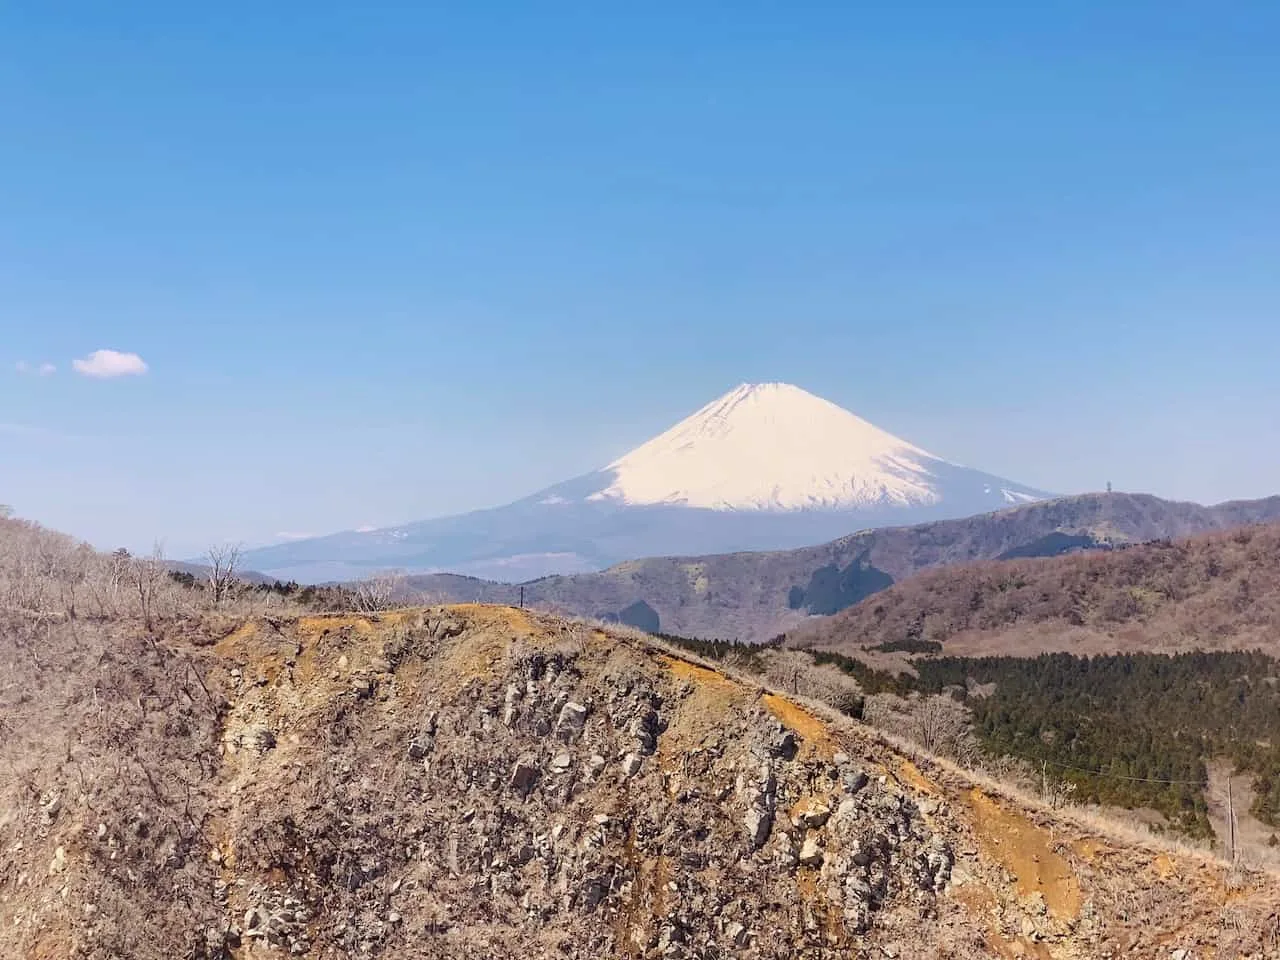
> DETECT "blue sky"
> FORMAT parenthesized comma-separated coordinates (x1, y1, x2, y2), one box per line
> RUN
(2, 2, 1278, 556)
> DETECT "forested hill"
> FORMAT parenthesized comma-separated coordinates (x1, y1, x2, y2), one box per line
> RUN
(809, 648, 1280, 837)
(791, 519, 1280, 658)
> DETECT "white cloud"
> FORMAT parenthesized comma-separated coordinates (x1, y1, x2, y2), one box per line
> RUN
(274, 531, 316, 541)
(38, 363, 56, 376)
(355, 525, 378, 533)
(72, 349, 148, 379)
(14, 361, 28, 375)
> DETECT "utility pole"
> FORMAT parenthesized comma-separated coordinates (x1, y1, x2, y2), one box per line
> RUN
(1227, 775, 1237, 863)
(519, 586, 524, 609)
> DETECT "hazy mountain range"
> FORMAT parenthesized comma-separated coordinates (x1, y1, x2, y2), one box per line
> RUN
(401, 491, 1280, 642)
(240, 382, 1050, 582)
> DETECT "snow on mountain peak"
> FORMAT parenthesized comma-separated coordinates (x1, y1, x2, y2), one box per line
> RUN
(587, 382, 951, 511)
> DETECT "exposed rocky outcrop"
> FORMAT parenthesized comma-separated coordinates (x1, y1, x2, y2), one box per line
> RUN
(2, 606, 1279, 958)
(201, 609, 966, 958)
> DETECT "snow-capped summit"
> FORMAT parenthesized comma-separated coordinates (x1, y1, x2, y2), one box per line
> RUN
(240, 382, 1052, 582)
(589, 382, 943, 511)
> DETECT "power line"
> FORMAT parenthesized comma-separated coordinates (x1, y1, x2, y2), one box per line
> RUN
(1022, 753, 1203, 786)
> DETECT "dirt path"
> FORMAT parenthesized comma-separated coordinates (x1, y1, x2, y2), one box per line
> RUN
(1205, 758, 1279, 866)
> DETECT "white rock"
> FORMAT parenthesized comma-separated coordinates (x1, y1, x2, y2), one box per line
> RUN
(798, 836, 823, 867)
(725, 920, 748, 948)
(745, 808, 772, 847)
(791, 802, 831, 829)
(555, 702, 589, 743)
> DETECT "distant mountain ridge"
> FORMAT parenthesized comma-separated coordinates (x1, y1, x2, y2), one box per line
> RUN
(789, 512, 1280, 661)
(239, 383, 1050, 582)
(403, 491, 1280, 642)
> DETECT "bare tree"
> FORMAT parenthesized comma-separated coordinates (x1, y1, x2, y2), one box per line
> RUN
(914, 694, 974, 761)
(0, 510, 83, 615)
(862, 691, 976, 763)
(1044, 775, 1078, 810)
(129, 542, 169, 628)
(352, 568, 406, 613)
(204, 542, 243, 605)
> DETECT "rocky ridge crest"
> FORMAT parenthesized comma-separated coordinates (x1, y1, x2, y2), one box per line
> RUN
(2, 606, 1278, 958)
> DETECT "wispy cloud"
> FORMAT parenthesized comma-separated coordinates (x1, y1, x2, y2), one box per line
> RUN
(354, 524, 379, 533)
(0, 422, 59, 438)
(14, 361, 57, 377)
(274, 531, 316, 541)
(72, 349, 148, 379)
(0, 421, 89, 442)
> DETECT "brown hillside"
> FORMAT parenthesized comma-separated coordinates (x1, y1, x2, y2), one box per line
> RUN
(3, 604, 1279, 958)
(411, 492, 1280, 643)
(791, 520, 1280, 658)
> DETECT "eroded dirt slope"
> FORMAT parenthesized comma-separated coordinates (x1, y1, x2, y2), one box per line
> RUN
(2, 606, 1278, 958)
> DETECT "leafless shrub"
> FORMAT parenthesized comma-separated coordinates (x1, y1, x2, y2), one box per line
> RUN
(0, 606, 227, 959)
(0, 510, 340, 628)
(204, 541, 243, 605)
(0, 514, 83, 615)
(128, 542, 169, 628)
(862, 691, 978, 764)
(720, 647, 760, 674)
(1223, 861, 1250, 894)
(84, 547, 132, 617)
(352, 568, 407, 613)
(550, 622, 593, 658)
(755, 649, 866, 717)
(915, 693, 975, 760)
(1044, 777, 1078, 810)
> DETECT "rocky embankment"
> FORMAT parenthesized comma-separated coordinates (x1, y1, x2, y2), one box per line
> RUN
(2, 606, 1278, 958)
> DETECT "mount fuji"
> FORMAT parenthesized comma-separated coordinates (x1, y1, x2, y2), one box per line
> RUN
(240, 383, 1052, 582)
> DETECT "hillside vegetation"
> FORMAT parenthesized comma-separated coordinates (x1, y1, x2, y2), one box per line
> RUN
(806, 648, 1280, 838)
(777, 521, 1280, 845)
(0, 509, 393, 623)
(792, 520, 1280, 657)
(409, 492, 1280, 642)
